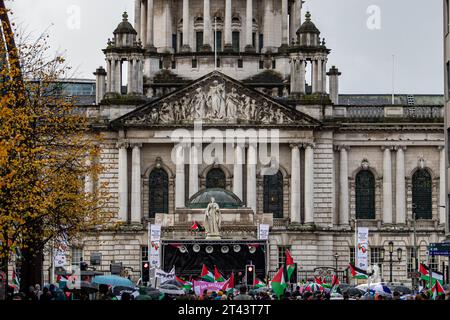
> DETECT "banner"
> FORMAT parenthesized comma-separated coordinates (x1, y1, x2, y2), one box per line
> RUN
(357, 227, 369, 270)
(258, 224, 270, 240)
(155, 267, 176, 283)
(149, 224, 162, 268)
(193, 280, 227, 296)
(53, 234, 69, 268)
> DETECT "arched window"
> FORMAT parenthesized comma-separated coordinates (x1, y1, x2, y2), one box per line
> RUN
(412, 169, 432, 219)
(206, 168, 226, 189)
(149, 169, 169, 217)
(263, 171, 283, 218)
(355, 170, 375, 219)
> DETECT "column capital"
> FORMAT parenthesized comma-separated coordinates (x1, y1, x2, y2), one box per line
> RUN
(335, 145, 350, 152)
(289, 143, 301, 149)
(394, 145, 407, 151)
(438, 145, 445, 151)
(303, 142, 315, 149)
(130, 143, 143, 149)
(116, 142, 129, 149)
(381, 145, 394, 151)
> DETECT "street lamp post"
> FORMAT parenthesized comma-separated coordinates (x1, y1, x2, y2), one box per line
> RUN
(412, 203, 418, 291)
(389, 241, 394, 283)
(334, 253, 339, 271)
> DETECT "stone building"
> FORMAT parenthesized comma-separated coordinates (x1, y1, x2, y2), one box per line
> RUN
(43, 0, 447, 285)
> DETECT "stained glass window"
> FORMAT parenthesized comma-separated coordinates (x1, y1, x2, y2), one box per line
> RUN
(412, 169, 432, 219)
(355, 170, 375, 219)
(263, 171, 283, 218)
(149, 169, 169, 217)
(206, 168, 226, 189)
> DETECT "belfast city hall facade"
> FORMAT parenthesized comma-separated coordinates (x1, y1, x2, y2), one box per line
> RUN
(44, 0, 447, 285)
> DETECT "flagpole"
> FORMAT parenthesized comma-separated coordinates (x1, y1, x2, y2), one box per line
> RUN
(214, 16, 217, 70)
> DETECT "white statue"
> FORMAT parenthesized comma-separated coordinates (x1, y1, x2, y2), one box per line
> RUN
(207, 80, 226, 119)
(192, 87, 206, 119)
(367, 265, 382, 283)
(204, 197, 222, 239)
(225, 87, 239, 118)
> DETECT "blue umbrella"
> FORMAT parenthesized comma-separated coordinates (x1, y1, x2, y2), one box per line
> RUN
(92, 275, 134, 287)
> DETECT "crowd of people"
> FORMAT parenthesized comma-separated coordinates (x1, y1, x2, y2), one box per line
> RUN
(5, 282, 450, 301)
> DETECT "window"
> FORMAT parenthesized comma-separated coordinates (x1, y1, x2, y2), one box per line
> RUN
(252, 32, 256, 48)
(71, 247, 83, 267)
(412, 169, 432, 219)
(272, 60, 276, 69)
(179, 32, 183, 50)
(355, 170, 376, 219)
(196, 31, 204, 52)
(349, 247, 355, 265)
(172, 34, 177, 53)
(192, 59, 198, 68)
(278, 246, 291, 269)
(263, 171, 284, 218)
(216, 58, 221, 68)
(171, 60, 176, 69)
(259, 60, 264, 69)
(370, 247, 383, 274)
(232, 31, 240, 52)
(259, 34, 264, 52)
(407, 247, 415, 273)
(429, 255, 438, 272)
(237, 58, 243, 69)
(206, 168, 226, 189)
(149, 169, 169, 217)
(159, 59, 163, 69)
(215, 31, 223, 52)
(141, 246, 149, 262)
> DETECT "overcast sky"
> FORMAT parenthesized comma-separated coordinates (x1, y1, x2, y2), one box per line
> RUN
(8, 0, 444, 94)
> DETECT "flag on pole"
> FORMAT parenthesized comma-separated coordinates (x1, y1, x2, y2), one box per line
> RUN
(253, 278, 266, 289)
(190, 221, 204, 232)
(285, 249, 296, 281)
(176, 276, 193, 291)
(314, 276, 323, 285)
(419, 263, 444, 287)
(431, 280, 445, 300)
(11, 268, 20, 290)
(330, 274, 341, 293)
(222, 273, 235, 293)
(214, 266, 225, 282)
(200, 264, 214, 282)
(270, 266, 287, 299)
(348, 263, 369, 279)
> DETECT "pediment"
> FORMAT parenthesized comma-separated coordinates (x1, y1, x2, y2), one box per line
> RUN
(112, 71, 321, 128)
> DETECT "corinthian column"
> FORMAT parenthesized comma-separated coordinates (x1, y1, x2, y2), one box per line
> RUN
(202, 0, 212, 51)
(382, 146, 393, 224)
(247, 144, 257, 213)
(224, 0, 233, 51)
(245, 0, 254, 52)
(290, 144, 301, 223)
(304, 144, 315, 224)
(175, 145, 185, 208)
(134, 0, 141, 40)
(131, 144, 142, 224)
(146, 0, 156, 51)
(181, 0, 191, 52)
(140, 0, 147, 46)
(281, 0, 288, 48)
(233, 144, 244, 201)
(439, 146, 446, 225)
(118, 143, 129, 222)
(339, 146, 350, 226)
(396, 146, 406, 225)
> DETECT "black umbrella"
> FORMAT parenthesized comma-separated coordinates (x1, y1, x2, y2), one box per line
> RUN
(343, 287, 365, 297)
(392, 286, 412, 295)
(161, 279, 182, 287)
(145, 287, 162, 299)
(67, 281, 99, 294)
(113, 285, 137, 296)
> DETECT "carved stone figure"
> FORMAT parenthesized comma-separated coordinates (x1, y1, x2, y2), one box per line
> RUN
(207, 80, 226, 119)
(225, 87, 239, 119)
(204, 197, 222, 239)
(192, 87, 206, 119)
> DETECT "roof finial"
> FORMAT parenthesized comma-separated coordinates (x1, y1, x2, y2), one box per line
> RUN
(305, 11, 311, 21)
(122, 11, 128, 21)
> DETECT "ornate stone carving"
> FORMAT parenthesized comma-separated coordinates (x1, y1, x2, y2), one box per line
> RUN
(361, 158, 370, 170)
(116, 73, 315, 127)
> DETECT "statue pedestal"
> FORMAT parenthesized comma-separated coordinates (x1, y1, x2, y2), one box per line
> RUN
(205, 234, 221, 240)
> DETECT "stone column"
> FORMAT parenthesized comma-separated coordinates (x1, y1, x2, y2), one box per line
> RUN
(94, 67, 106, 104)
(189, 144, 199, 198)
(140, 0, 147, 46)
(311, 60, 317, 93)
(327, 66, 342, 104)
(290, 144, 301, 223)
(146, 0, 155, 50)
(233, 144, 244, 201)
(339, 146, 350, 226)
(84, 158, 94, 194)
(317, 59, 323, 93)
(322, 58, 327, 93)
(382, 146, 393, 224)
(304, 144, 315, 224)
(299, 60, 306, 94)
(245, 0, 254, 51)
(118, 143, 129, 222)
(439, 146, 446, 225)
(127, 59, 134, 94)
(247, 144, 257, 213)
(131, 144, 142, 224)
(106, 59, 112, 93)
(175, 144, 185, 208)
(263, 0, 273, 52)
(224, 0, 233, 51)
(395, 146, 406, 225)
(134, 0, 141, 42)
(181, 0, 191, 52)
(115, 59, 121, 93)
(281, 0, 289, 47)
(202, 0, 212, 51)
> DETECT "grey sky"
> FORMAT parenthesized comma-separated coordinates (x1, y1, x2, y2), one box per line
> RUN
(8, 0, 444, 94)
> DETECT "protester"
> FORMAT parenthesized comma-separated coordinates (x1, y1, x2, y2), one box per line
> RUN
(234, 286, 253, 300)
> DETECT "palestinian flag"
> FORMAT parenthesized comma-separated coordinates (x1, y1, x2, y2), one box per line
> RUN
(222, 273, 235, 293)
(176, 276, 193, 291)
(271, 266, 287, 299)
(314, 276, 323, 285)
(214, 266, 225, 282)
(330, 274, 341, 293)
(431, 279, 445, 300)
(200, 264, 214, 282)
(419, 263, 444, 287)
(11, 269, 20, 291)
(349, 263, 368, 279)
(191, 221, 200, 231)
(285, 249, 296, 281)
(253, 278, 266, 289)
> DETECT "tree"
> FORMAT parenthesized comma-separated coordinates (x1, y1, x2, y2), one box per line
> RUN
(0, 4, 111, 294)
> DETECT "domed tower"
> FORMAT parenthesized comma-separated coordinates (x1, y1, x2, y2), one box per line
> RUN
(289, 11, 336, 98)
(100, 12, 145, 101)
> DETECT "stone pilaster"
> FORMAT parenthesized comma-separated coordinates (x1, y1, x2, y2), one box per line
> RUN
(224, 0, 233, 51)
(202, 0, 212, 51)
(395, 146, 406, 225)
(290, 144, 301, 223)
(304, 143, 315, 224)
(131, 143, 142, 224)
(233, 144, 244, 201)
(189, 144, 199, 198)
(339, 146, 350, 226)
(439, 146, 446, 225)
(382, 146, 393, 225)
(118, 142, 129, 222)
(247, 143, 257, 213)
(175, 144, 185, 208)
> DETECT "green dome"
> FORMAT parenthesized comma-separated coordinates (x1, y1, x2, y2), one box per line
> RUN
(187, 188, 244, 209)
